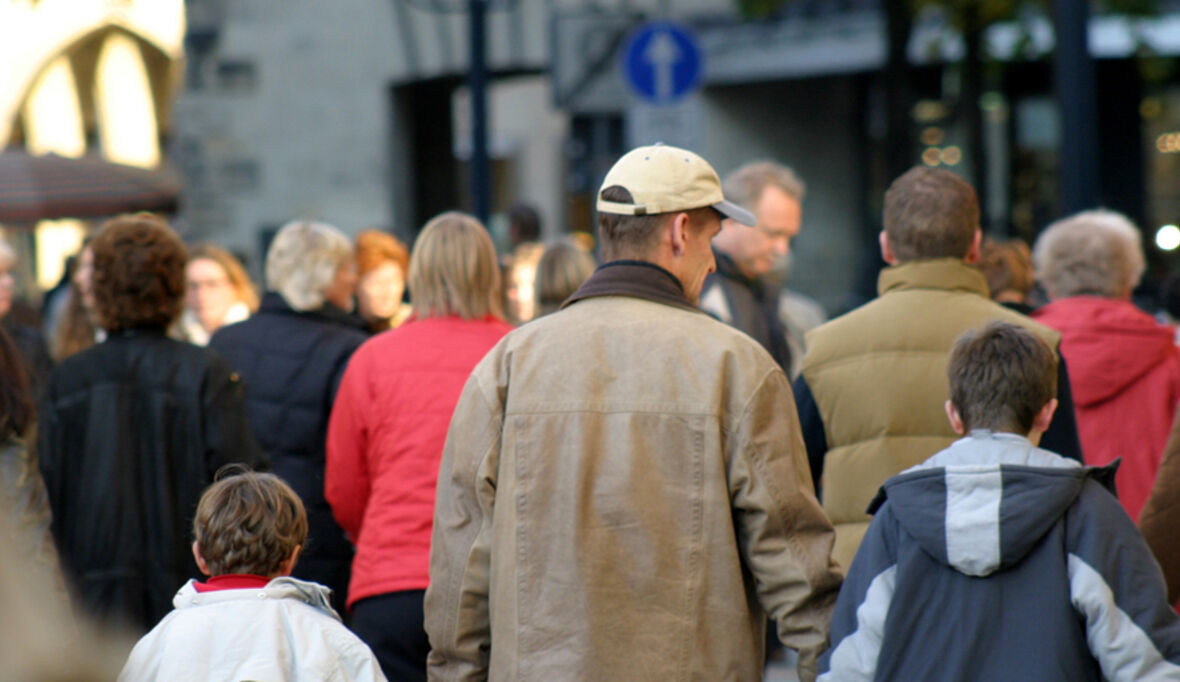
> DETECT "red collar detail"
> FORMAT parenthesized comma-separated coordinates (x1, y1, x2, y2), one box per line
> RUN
(192, 574, 273, 593)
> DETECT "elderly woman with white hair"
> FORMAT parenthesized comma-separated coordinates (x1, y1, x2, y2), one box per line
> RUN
(1032, 209, 1180, 522)
(210, 220, 368, 615)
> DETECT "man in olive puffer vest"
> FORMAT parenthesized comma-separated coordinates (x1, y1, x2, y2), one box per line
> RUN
(793, 166, 1083, 571)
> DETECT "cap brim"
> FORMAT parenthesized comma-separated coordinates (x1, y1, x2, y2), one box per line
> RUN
(713, 200, 756, 227)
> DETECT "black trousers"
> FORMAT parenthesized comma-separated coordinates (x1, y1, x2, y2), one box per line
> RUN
(350, 590, 430, 682)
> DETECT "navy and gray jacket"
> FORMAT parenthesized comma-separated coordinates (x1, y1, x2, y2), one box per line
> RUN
(819, 430, 1180, 681)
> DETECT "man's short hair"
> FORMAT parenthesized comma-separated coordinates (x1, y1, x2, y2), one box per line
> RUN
(1032, 209, 1145, 300)
(508, 203, 542, 244)
(596, 186, 668, 260)
(596, 186, 717, 261)
(884, 166, 979, 262)
(947, 321, 1057, 434)
(722, 161, 806, 211)
(193, 470, 308, 577)
(90, 213, 187, 332)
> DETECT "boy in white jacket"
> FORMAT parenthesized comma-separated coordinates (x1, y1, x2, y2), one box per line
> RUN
(120, 471, 386, 682)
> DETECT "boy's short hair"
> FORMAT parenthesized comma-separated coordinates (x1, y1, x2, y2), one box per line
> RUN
(947, 321, 1057, 433)
(193, 470, 308, 577)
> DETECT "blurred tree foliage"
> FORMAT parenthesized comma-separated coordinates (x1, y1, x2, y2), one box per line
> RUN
(732, 0, 1160, 225)
(736, 0, 1157, 23)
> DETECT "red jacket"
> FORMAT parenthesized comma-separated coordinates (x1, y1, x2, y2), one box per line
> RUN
(326, 315, 513, 607)
(1034, 296, 1180, 520)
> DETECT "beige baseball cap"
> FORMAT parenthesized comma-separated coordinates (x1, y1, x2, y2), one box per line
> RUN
(596, 144, 756, 226)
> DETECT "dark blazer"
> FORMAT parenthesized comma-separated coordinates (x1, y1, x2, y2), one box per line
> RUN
(38, 328, 265, 631)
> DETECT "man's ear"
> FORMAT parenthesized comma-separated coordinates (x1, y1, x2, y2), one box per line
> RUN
(964, 228, 983, 264)
(945, 400, 966, 435)
(191, 540, 211, 577)
(669, 212, 692, 257)
(879, 230, 898, 265)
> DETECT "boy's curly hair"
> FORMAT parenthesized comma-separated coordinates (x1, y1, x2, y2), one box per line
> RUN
(193, 469, 308, 577)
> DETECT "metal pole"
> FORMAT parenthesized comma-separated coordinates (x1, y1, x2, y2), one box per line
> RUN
(1053, 0, 1099, 214)
(469, 0, 490, 224)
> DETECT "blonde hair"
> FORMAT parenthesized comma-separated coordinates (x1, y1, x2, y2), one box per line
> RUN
(189, 243, 259, 312)
(265, 220, 353, 311)
(408, 212, 504, 320)
(0, 237, 15, 266)
(1033, 209, 1145, 300)
(535, 240, 596, 317)
(193, 470, 308, 577)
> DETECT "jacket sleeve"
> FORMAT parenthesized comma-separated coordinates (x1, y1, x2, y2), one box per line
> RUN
(424, 370, 502, 681)
(792, 375, 829, 494)
(1067, 480, 1180, 680)
(1040, 352, 1083, 462)
(818, 505, 898, 682)
(1140, 403, 1180, 606)
(201, 353, 268, 476)
(325, 355, 371, 541)
(730, 368, 843, 682)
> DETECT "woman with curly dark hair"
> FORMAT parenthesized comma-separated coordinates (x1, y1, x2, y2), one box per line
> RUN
(37, 213, 266, 633)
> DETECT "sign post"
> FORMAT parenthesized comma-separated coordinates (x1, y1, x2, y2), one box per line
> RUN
(621, 22, 705, 150)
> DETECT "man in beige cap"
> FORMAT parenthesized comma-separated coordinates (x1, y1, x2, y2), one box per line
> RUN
(425, 144, 842, 681)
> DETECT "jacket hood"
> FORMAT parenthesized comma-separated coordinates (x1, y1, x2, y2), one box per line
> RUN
(173, 576, 341, 621)
(873, 431, 1109, 577)
(1034, 296, 1177, 407)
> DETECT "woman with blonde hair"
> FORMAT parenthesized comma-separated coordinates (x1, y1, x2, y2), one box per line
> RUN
(179, 244, 259, 345)
(534, 238, 597, 317)
(209, 220, 368, 616)
(354, 230, 412, 332)
(326, 212, 512, 681)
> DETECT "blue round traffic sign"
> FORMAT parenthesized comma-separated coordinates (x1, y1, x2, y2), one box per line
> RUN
(622, 22, 703, 104)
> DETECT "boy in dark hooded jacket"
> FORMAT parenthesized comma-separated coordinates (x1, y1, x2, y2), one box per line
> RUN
(820, 321, 1180, 682)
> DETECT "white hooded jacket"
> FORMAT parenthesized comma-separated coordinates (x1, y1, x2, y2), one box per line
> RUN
(119, 576, 386, 682)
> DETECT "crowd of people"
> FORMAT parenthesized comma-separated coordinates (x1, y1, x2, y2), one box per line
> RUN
(1, 142, 1180, 680)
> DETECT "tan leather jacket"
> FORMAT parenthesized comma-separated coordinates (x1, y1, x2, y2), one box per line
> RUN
(426, 264, 842, 682)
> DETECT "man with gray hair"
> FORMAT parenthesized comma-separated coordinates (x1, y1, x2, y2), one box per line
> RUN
(700, 161, 805, 373)
(427, 144, 842, 681)
(1032, 209, 1180, 522)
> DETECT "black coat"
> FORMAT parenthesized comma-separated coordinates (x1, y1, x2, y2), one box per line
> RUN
(37, 329, 265, 632)
(210, 292, 367, 613)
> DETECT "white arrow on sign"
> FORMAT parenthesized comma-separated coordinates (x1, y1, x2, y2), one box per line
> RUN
(642, 30, 681, 101)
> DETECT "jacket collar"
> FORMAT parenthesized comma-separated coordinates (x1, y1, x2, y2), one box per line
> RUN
(877, 258, 989, 298)
(563, 260, 700, 313)
(259, 292, 368, 330)
(711, 249, 767, 296)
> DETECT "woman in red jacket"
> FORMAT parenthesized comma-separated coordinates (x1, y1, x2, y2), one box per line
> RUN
(1032, 209, 1180, 522)
(326, 212, 513, 681)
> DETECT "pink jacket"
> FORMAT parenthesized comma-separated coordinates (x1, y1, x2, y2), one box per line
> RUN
(1034, 296, 1180, 520)
(326, 315, 512, 607)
